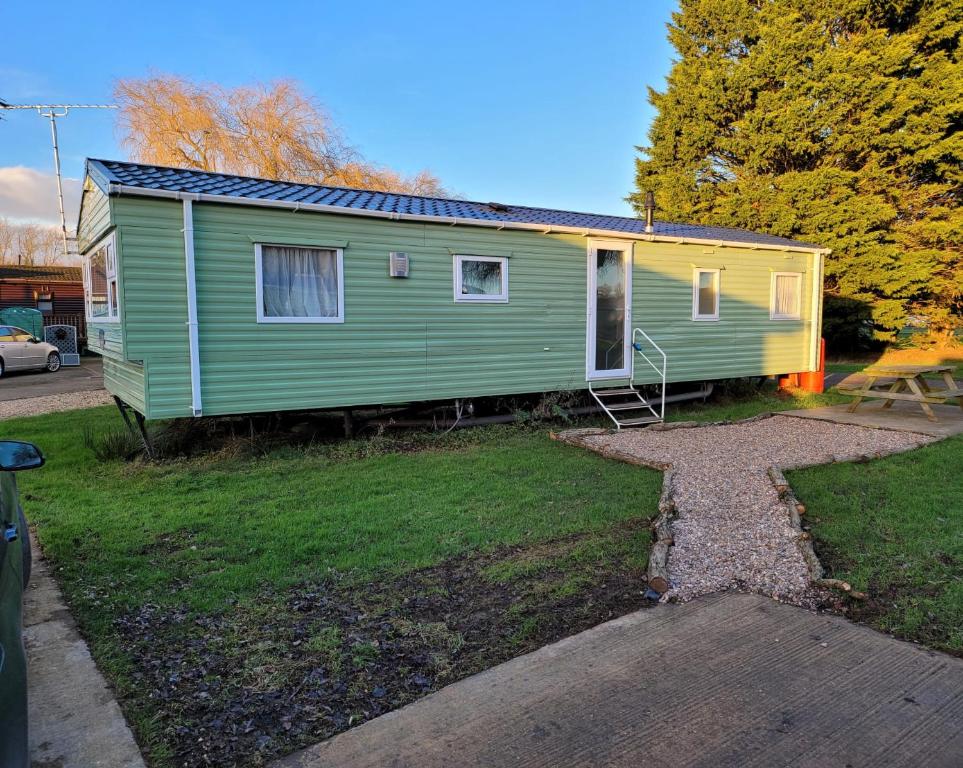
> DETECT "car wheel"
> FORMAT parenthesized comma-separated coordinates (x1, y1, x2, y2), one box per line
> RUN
(0, 357, 4, 378)
(19, 507, 31, 590)
(46, 352, 61, 372)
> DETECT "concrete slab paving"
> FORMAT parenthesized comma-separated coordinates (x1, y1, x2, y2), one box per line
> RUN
(780, 400, 963, 438)
(276, 594, 963, 768)
(24, 535, 145, 768)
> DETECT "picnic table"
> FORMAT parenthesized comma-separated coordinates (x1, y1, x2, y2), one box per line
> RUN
(840, 364, 963, 422)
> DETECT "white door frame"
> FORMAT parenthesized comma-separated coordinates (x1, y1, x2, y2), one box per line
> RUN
(586, 239, 633, 381)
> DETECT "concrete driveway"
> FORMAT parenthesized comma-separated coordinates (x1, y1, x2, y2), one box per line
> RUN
(0, 356, 102, 401)
(278, 594, 963, 768)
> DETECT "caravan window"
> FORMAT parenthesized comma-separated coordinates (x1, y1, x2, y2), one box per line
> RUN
(453, 255, 508, 303)
(771, 273, 802, 319)
(692, 268, 720, 321)
(255, 244, 345, 323)
(84, 234, 119, 321)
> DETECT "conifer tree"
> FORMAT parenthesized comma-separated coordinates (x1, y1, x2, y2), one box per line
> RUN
(632, 0, 962, 339)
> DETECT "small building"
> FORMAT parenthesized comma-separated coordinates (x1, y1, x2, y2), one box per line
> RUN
(0, 264, 84, 315)
(77, 159, 828, 425)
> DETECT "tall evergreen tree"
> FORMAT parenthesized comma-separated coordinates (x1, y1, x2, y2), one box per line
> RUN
(632, 0, 962, 339)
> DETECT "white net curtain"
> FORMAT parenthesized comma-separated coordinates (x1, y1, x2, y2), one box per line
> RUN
(773, 274, 801, 317)
(261, 246, 339, 318)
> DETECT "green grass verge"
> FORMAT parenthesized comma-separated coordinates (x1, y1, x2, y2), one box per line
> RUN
(2, 406, 660, 615)
(789, 436, 963, 655)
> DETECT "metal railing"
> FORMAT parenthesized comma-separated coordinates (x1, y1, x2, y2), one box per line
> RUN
(631, 328, 667, 421)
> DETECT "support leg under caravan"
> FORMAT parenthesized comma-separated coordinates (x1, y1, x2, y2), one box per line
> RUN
(113, 396, 155, 460)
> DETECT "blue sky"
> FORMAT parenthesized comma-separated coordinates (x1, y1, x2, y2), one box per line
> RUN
(1, 1, 677, 226)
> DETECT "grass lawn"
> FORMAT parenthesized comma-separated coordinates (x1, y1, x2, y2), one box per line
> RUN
(2, 406, 661, 767)
(668, 383, 847, 422)
(789, 436, 963, 656)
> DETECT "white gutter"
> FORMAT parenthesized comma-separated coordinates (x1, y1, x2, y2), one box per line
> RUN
(181, 197, 203, 416)
(109, 183, 832, 257)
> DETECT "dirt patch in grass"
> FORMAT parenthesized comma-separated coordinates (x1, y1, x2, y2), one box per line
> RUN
(114, 521, 652, 767)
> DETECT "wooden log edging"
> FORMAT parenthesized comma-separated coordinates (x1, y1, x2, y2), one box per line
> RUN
(767, 464, 867, 599)
(552, 428, 678, 597)
(646, 412, 774, 432)
(554, 415, 780, 600)
(766, 464, 825, 585)
(647, 469, 677, 595)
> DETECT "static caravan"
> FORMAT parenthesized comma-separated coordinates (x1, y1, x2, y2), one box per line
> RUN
(77, 159, 828, 429)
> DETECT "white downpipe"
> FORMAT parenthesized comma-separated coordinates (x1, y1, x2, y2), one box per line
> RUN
(182, 198, 202, 416)
(809, 251, 823, 371)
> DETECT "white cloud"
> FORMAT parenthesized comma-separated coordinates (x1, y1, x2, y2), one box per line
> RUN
(0, 166, 83, 229)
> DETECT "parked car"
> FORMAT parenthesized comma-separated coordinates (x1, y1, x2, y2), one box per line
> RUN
(0, 327, 61, 377)
(0, 440, 43, 768)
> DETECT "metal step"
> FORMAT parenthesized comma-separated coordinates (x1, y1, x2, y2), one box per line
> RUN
(615, 415, 663, 426)
(605, 401, 654, 412)
(592, 388, 638, 397)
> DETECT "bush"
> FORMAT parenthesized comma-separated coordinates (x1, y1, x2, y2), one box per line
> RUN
(82, 426, 142, 462)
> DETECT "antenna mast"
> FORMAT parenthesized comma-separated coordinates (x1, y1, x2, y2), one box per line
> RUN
(0, 102, 117, 258)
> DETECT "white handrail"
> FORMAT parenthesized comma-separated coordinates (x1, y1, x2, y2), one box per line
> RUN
(631, 328, 667, 421)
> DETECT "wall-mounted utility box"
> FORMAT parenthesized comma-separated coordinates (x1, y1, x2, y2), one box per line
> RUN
(389, 252, 409, 278)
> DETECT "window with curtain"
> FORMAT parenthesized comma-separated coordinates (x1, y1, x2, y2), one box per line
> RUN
(257, 245, 343, 322)
(771, 273, 802, 319)
(692, 268, 720, 320)
(454, 255, 508, 302)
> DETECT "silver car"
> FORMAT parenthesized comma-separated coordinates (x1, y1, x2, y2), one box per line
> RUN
(0, 327, 61, 378)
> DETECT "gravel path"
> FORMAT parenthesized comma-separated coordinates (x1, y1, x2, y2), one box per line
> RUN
(578, 416, 934, 604)
(0, 390, 112, 421)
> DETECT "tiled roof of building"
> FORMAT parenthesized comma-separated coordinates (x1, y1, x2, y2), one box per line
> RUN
(87, 159, 824, 251)
(0, 264, 82, 282)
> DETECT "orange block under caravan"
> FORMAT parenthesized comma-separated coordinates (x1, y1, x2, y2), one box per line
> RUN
(779, 339, 826, 393)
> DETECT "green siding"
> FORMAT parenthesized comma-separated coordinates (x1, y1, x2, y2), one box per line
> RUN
(102, 358, 146, 413)
(631, 245, 815, 384)
(86, 321, 124, 360)
(142, 358, 193, 419)
(109, 197, 192, 418)
(93, 194, 821, 419)
(191, 204, 601, 415)
(78, 180, 125, 365)
(76, 179, 111, 253)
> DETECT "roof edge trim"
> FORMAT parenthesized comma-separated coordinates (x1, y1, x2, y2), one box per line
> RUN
(106, 183, 832, 256)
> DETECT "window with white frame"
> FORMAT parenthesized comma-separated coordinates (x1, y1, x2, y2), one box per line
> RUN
(453, 255, 508, 303)
(771, 272, 802, 319)
(84, 234, 119, 321)
(692, 268, 720, 321)
(255, 244, 344, 323)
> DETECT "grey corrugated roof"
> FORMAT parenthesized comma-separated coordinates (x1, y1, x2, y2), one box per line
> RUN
(88, 159, 824, 251)
(0, 265, 82, 282)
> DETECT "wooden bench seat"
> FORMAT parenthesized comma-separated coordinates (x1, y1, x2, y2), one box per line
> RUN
(839, 387, 963, 403)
